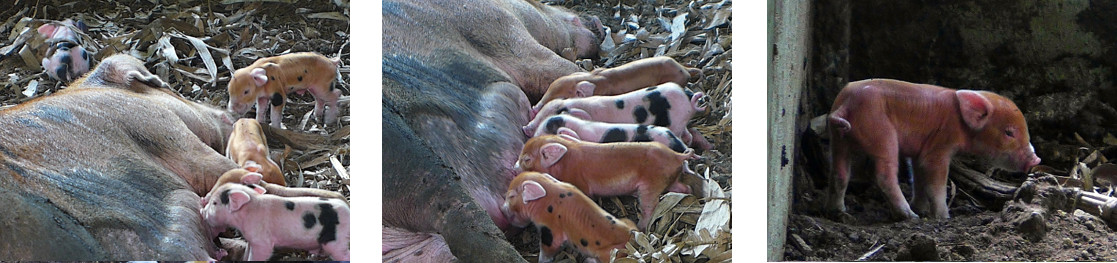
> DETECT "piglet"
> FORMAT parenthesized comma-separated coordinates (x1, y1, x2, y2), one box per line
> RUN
(227, 52, 342, 128)
(201, 182, 350, 260)
(530, 114, 688, 153)
(515, 134, 697, 230)
(203, 167, 347, 208)
(827, 79, 1041, 220)
(37, 19, 91, 83)
(534, 56, 702, 115)
(502, 171, 635, 263)
(70, 54, 172, 92)
(225, 118, 285, 186)
(525, 82, 709, 150)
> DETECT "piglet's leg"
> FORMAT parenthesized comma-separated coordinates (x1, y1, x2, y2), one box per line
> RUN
(325, 89, 342, 124)
(909, 158, 930, 217)
(311, 85, 343, 125)
(866, 136, 919, 220)
(269, 96, 284, 128)
(247, 241, 276, 261)
(918, 154, 952, 219)
(826, 138, 852, 215)
(538, 226, 564, 263)
(255, 97, 269, 124)
(636, 188, 661, 230)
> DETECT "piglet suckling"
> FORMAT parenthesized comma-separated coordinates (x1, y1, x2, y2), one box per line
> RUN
(514, 134, 698, 230)
(501, 171, 635, 263)
(525, 82, 708, 150)
(202, 167, 346, 214)
(227, 52, 342, 128)
(827, 79, 1041, 220)
(201, 183, 350, 260)
(37, 19, 91, 83)
(533, 56, 702, 114)
(530, 114, 688, 153)
(225, 118, 285, 186)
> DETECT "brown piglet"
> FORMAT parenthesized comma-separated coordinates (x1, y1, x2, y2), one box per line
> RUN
(225, 118, 284, 186)
(827, 79, 1041, 220)
(227, 52, 341, 128)
(514, 134, 697, 230)
(501, 171, 635, 263)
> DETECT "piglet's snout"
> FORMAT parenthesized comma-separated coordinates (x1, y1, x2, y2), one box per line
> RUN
(1020, 143, 1041, 171)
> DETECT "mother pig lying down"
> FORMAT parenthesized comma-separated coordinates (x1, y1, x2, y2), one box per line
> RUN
(0, 54, 324, 260)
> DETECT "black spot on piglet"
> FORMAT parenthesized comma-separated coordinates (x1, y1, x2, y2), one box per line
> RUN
(633, 126, 653, 142)
(540, 226, 554, 247)
(547, 205, 553, 213)
(303, 213, 317, 229)
(667, 131, 686, 153)
(645, 91, 672, 127)
(298, 76, 303, 82)
(544, 116, 565, 135)
(615, 100, 624, 109)
(580, 238, 588, 247)
(285, 201, 295, 210)
(633, 105, 648, 123)
(601, 128, 627, 143)
(220, 189, 231, 205)
(271, 93, 283, 106)
(317, 203, 340, 244)
(559, 193, 565, 198)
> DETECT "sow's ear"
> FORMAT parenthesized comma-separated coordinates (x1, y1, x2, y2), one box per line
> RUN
(956, 90, 994, 130)
(521, 180, 546, 203)
(540, 143, 568, 168)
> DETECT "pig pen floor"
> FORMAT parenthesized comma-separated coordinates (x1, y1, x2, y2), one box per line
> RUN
(786, 158, 1117, 261)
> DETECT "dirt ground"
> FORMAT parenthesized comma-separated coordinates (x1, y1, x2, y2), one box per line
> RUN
(786, 123, 1117, 261)
(0, 0, 349, 260)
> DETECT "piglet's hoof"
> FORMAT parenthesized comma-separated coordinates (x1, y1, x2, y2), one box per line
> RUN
(825, 211, 857, 224)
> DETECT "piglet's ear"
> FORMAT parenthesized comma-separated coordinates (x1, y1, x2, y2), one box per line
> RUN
(240, 172, 264, 186)
(556, 127, 580, 139)
(540, 143, 568, 168)
(521, 180, 546, 203)
(567, 108, 592, 121)
(243, 160, 262, 173)
(574, 81, 595, 98)
(229, 190, 252, 211)
(36, 24, 58, 38)
(250, 68, 269, 87)
(956, 90, 994, 130)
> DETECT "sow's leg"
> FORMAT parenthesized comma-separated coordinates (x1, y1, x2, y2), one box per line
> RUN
(383, 108, 525, 263)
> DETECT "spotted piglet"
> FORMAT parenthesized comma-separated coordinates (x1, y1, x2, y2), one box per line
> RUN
(502, 171, 635, 263)
(524, 82, 710, 151)
(37, 19, 91, 83)
(227, 52, 342, 128)
(201, 183, 350, 260)
(529, 114, 688, 153)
